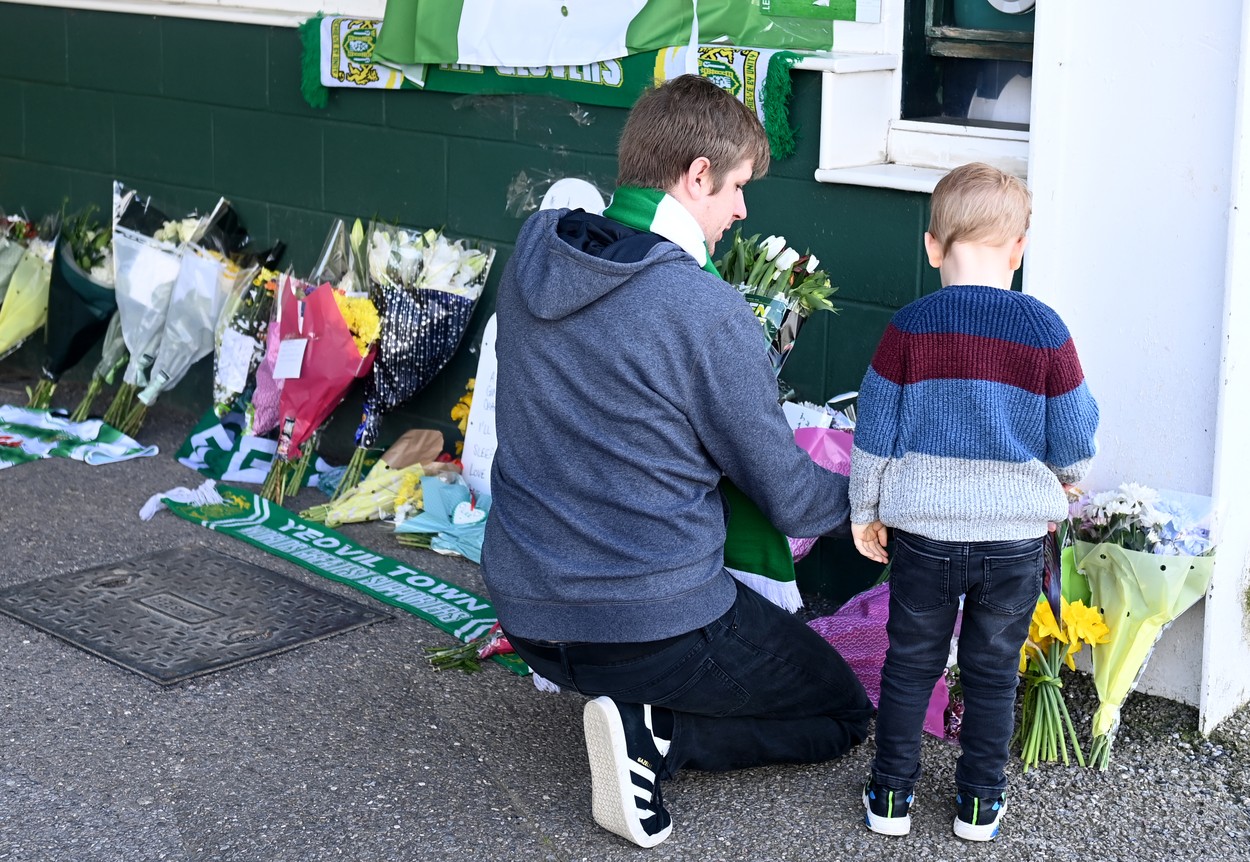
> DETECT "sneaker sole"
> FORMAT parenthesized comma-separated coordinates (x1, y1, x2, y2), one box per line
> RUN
(953, 800, 1006, 842)
(862, 789, 911, 836)
(583, 698, 672, 849)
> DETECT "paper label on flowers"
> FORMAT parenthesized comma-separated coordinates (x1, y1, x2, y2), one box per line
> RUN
(272, 338, 308, 380)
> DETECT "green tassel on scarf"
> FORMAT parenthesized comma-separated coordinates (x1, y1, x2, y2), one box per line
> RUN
(298, 16, 329, 109)
(603, 186, 801, 611)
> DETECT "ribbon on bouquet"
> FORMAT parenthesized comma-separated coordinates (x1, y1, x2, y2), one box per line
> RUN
(299, 15, 805, 158)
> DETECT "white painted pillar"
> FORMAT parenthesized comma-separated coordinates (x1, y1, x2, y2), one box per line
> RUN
(1027, 1, 1246, 720)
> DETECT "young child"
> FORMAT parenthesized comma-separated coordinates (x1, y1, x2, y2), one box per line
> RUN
(849, 162, 1099, 842)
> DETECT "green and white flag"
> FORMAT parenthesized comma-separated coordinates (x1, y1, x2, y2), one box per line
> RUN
(0, 404, 157, 470)
(374, 0, 871, 67)
(175, 407, 335, 489)
(303, 16, 808, 157)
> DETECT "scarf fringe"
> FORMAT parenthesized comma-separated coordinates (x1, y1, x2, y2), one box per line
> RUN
(763, 51, 801, 160)
(299, 16, 330, 109)
(139, 479, 225, 521)
(726, 567, 804, 613)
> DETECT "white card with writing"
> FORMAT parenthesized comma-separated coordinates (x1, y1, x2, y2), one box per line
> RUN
(272, 338, 309, 380)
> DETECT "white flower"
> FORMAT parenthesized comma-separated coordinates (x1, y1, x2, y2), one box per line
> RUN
(774, 248, 801, 272)
(806, 254, 820, 273)
(760, 235, 785, 261)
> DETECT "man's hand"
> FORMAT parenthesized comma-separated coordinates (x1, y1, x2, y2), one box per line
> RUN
(852, 521, 889, 564)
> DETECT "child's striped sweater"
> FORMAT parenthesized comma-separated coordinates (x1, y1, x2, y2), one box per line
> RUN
(849, 284, 1099, 542)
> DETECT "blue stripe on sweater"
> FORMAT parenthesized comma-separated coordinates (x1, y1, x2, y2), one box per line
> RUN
(855, 375, 1097, 465)
(893, 286, 1072, 350)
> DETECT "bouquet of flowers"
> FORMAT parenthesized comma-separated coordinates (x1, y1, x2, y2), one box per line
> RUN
(258, 282, 380, 504)
(301, 428, 443, 527)
(123, 199, 254, 436)
(715, 229, 838, 376)
(1015, 585, 1110, 771)
(102, 182, 194, 429)
(210, 262, 281, 419)
(27, 206, 117, 409)
(332, 221, 494, 498)
(69, 311, 127, 422)
(1068, 483, 1217, 768)
(0, 213, 38, 300)
(0, 211, 60, 360)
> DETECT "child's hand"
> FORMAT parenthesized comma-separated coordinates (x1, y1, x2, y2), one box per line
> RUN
(852, 521, 890, 564)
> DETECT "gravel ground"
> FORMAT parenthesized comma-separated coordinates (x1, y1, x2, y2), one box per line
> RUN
(0, 369, 1248, 862)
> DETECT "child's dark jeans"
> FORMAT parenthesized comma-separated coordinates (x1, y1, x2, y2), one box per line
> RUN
(872, 529, 1043, 798)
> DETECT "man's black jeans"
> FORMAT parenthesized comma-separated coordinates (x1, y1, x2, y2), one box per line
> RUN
(509, 578, 873, 779)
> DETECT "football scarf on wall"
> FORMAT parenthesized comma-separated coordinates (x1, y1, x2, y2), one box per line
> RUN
(302, 16, 808, 157)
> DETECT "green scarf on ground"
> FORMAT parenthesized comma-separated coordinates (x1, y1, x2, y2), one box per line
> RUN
(602, 186, 800, 611)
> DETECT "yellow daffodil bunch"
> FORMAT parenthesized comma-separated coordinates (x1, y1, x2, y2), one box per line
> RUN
(1015, 596, 1111, 771)
(331, 288, 381, 357)
(450, 378, 474, 455)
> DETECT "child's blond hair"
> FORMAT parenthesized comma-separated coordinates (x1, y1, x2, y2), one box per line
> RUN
(927, 162, 1031, 255)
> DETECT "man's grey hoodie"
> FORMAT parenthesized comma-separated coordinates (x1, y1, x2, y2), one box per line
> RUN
(480, 208, 850, 643)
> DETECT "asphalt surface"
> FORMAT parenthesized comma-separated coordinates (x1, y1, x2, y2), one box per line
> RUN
(1, 370, 1248, 862)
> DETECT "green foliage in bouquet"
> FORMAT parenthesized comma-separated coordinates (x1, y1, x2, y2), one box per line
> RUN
(715, 228, 838, 318)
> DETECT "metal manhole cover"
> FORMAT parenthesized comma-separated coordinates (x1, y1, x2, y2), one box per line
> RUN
(0, 546, 391, 685)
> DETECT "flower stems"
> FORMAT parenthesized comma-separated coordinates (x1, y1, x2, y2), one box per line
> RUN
(69, 376, 104, 423)
(27, 378, 57, 410)
(260, 458, 289, 506)
(1017, 641, 1086, 771)
(102, 381, 137, 430)
(332, 445, 369, 501)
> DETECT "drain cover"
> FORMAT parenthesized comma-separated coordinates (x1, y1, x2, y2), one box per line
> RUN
(0, 546, 390, 684)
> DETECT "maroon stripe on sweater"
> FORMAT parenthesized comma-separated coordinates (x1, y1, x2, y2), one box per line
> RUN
(871, 327, 1086, 396)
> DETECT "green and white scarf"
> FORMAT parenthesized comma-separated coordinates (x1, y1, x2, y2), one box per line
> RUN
(603, 186, 800, 611)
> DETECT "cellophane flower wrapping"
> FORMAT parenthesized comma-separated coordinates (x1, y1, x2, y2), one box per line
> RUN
(0, 212, 59, 360)
(137, 199, 251, 408)
(1069, 484, 1217, 767)
(110, 182, 187, 389)
(715, 229, 837, 378)
(787, 426, 853, 562)
(212, 263, 278, 418)
(352, 225, 495, 450)
(249, 274, 309, 435)
(0, 213, 37, 301)
(273, 283, 377, 462)
(38, 238, 117, 387)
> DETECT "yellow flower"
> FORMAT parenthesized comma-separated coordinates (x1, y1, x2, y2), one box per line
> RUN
(1065, 599, 1111, 647)
(332, 289, 381, 356)
(450, 377, 475, 434)
(394, 471, 424, 510)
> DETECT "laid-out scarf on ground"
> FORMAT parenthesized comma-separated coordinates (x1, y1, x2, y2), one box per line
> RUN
(603, 185, 802, 611)
(175, 407, 337, 489)
(152, 480, 528, 674)
(300, 15, 805, 158)
(0, 405, 157, 470)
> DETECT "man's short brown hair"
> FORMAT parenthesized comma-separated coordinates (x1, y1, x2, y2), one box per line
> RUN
(928, 162, 1032, 255)
(617, 74, 770, 193)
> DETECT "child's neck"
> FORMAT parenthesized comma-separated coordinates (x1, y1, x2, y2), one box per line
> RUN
(938, 241, 1018, 290)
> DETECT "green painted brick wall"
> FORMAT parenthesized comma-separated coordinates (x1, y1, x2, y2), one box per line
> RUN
(0, 3, 941, 601)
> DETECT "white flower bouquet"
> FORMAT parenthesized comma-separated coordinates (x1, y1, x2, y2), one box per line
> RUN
(715, 229, 837, 376)
(1068, 483, 1217, 768)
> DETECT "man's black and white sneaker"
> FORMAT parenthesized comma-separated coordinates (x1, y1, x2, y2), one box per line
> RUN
(583, 696, 672, 848)
(953, 791, 1006, 841)
(862, 779, 913, 836)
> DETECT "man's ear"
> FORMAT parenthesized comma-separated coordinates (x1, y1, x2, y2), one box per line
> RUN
(684, 157, 713, 200)
(923, 232, 944, 268)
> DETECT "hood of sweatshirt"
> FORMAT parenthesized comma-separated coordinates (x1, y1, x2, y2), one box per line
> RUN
(509, 208, 695, 321)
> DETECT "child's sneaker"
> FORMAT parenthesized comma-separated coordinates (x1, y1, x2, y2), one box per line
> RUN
(862, 780, 913, 836)
(583, 697, 672, 848)
(953, 791, 1006, 841)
